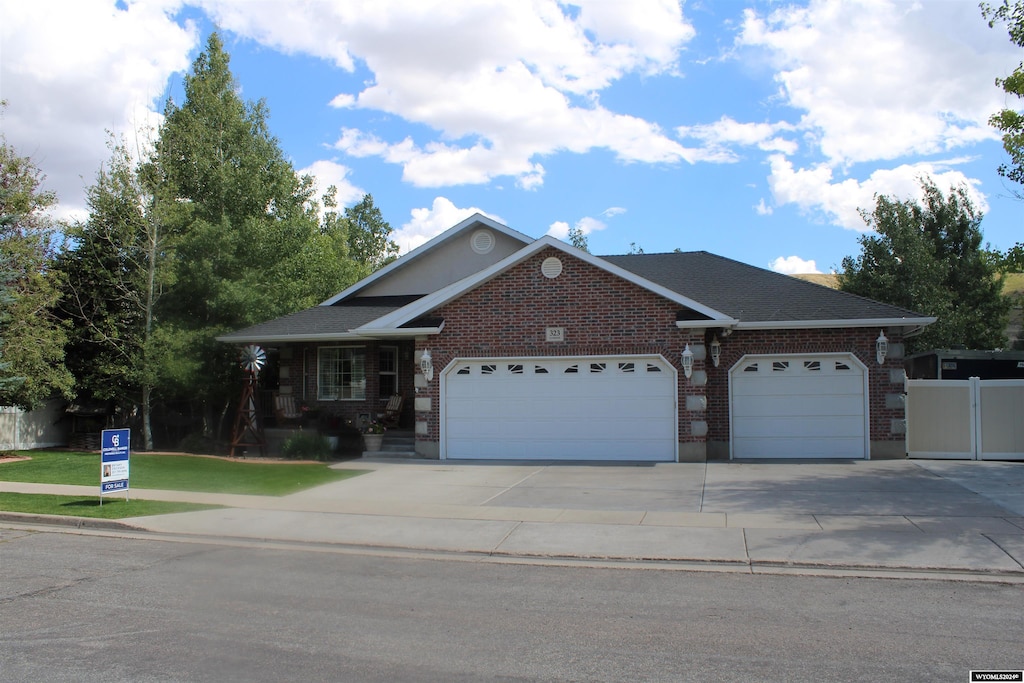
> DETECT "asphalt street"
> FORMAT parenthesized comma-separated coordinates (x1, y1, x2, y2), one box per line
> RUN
(2, 530, 1021, 683)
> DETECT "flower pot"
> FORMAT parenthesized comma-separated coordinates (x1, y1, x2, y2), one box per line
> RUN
(363, 433, 384, 452)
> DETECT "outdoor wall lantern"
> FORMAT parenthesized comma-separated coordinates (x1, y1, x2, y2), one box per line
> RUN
(875, 330, 889, 365)
(681, 344, 694, 379)
(420, 349, 434, 382)
(709, 335, 721, 368)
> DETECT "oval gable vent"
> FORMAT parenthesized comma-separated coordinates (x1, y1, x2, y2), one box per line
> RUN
(541, 256, 563, 279)
(471, 229, 495, 254)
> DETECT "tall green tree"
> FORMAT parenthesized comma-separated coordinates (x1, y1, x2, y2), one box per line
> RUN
(344, 193, 398, 272)
(839, 179, 1010, 352)
(59, 136, 171, 449)
(982, 1, 1024, 269)
(152, 33, 363, 435)
(0, 251, 22, 395)
(983, 1, 1024, 192)
(0, 136, 74, 409)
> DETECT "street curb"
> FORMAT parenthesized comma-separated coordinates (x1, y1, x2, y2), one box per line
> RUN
(6, 514, 1023, 583)
(0, 511, 144, 532)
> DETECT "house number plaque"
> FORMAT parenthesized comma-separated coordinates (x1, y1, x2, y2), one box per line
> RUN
(546, 327, 565, 342)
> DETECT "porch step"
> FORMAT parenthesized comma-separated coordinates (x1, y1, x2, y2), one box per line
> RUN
(363, 430, 420, 458)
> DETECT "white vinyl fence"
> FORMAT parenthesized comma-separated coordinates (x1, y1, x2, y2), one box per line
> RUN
(906, 378, 1024, 460)
(0, 399, 69, 450)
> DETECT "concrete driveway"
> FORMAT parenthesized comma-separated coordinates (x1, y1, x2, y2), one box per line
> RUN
(6, 457, 1023, 577)
(292, 457, 1024, 521)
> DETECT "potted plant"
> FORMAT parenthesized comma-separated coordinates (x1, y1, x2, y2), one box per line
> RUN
(363, 420, 385, 452)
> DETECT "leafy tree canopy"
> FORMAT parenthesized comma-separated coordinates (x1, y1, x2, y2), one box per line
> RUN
(343, 193, 398, 273)
(58, 134, 171, 449)
(150, 33, 378, 418)
(567, 225, 589, 252)
(839, 178, 1010, 353)
(0, 134, 74, 408)
(983, 1, 1024, 189)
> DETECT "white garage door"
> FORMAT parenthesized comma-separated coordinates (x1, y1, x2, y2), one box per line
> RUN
(730, 354, 868, 459)
(443, 356, 677, 461)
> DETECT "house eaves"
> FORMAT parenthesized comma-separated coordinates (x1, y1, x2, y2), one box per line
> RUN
(676, 316, 937, 336)
(355, 236, 737, 334)
(726, 316, 937, 332)
(320, 213, 533, 306)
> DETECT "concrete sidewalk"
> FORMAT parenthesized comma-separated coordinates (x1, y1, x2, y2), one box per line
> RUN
(2, 459, 1023, 578)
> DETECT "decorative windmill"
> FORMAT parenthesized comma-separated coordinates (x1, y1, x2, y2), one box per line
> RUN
(230, 344, 267, 458)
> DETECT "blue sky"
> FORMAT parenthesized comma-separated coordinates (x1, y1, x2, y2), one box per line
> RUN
(2, 0, 1021, 274)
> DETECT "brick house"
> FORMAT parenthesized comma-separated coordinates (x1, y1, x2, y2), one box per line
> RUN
(219, 214, 934, 461)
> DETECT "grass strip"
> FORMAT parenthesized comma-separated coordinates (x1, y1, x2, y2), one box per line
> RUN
(0, 451, 364, 496)
(0, 492, 221, 519)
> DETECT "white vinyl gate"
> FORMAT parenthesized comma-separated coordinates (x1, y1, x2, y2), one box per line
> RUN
(906, 378, 1024, 460)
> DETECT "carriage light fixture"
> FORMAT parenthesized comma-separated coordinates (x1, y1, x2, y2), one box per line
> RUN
(875, 330, 889, 366)
(710, 335, 721, 368)
(420, 349, 434, 382)
(681, 344, 694, 379)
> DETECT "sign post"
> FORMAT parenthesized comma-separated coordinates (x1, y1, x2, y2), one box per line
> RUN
(100, 428, 130, 505)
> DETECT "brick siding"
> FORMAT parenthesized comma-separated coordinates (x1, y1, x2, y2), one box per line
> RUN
(413, 247, 904, 456)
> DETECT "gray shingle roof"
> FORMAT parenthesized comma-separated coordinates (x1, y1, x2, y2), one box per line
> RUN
(602, 251, 927, 323)
(220, 249, 931, 344)
(217, 296, 423, 342)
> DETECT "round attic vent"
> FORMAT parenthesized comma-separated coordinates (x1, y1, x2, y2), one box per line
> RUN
(471, 229, 495, 254)
(541, 256, 563, 279)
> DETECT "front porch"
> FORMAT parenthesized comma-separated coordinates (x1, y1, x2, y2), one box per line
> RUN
(263, 427, 418, 459)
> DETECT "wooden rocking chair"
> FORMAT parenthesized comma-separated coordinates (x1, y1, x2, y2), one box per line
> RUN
(377, 394, 403, 428)
(273, 393, 302, 425)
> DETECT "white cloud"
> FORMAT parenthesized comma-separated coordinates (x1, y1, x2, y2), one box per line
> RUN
(676, 116, 797, 159)
(0, 0, 196, 220)
(767, 154, 989, 232)
(545, 214, 608, 239)
(328, 93, 356, 109)
(395, 197, 503, 253)
(602, 206, 627, 218)
(297, 160, 364, 207)
(754, 198, 772, 216)
(737, 0, 1014, 165)
(769, 255, 821, 274)
(547, 221, 571, 240)
(199, 0, 700, 189)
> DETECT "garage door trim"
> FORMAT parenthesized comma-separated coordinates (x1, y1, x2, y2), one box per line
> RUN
(440, 354, 678, 461)
(728, 352, 869, 460)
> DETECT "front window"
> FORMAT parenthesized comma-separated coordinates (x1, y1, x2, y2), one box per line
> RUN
(379, 346, 398, 397)
(318, 347, 366, 400)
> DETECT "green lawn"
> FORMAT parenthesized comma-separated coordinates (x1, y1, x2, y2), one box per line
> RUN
(0, 450, 363, 496)
(0, 492, 221, 519)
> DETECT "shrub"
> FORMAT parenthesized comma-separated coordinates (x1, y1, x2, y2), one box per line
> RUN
(281, 431, 332, 461)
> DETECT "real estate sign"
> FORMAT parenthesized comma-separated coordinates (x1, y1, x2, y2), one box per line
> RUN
(100, 428, 130, 498)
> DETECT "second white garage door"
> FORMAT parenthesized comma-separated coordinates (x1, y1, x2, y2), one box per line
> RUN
(730, 354, 869, 459)
(443, 356, 677, 461)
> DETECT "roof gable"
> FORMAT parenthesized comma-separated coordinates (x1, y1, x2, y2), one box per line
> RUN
(355, 238, 736, 333)
(322, 214, 531, 305)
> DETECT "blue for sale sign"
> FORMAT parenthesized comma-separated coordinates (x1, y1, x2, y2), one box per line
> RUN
(101, 428, 130, 496)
